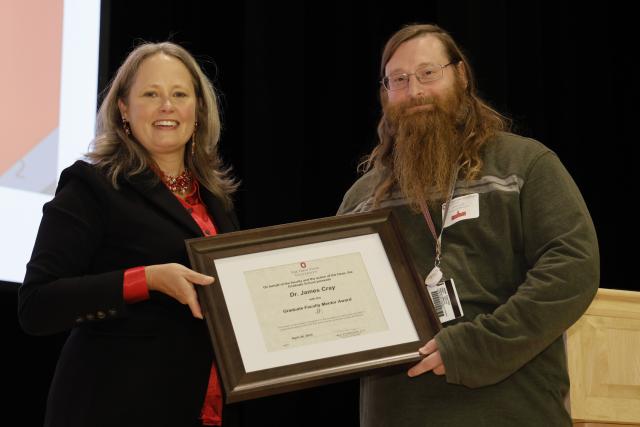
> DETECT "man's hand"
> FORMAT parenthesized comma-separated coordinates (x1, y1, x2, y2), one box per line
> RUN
(407, 338, 446, 377)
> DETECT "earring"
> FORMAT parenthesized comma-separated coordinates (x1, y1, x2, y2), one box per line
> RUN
(122, 116, 131, 136)
(191, 121, 198, 156)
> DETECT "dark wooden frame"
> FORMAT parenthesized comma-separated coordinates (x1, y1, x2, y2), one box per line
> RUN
(185, 208, 440, 403)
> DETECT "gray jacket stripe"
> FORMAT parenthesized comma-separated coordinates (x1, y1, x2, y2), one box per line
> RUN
(346, 175, 522, 214)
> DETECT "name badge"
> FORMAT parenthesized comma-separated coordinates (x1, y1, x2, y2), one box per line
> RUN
(427, 278, 464, 323)
(442, 193, 479, 229)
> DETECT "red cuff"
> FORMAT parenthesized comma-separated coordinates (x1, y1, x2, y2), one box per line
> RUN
(123, 266, 150, 303)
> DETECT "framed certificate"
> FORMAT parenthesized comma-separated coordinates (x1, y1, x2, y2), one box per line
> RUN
(185, 209, 440, 403)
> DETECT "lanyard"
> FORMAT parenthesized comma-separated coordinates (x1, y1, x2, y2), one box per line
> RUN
(417, 166, 460, 269)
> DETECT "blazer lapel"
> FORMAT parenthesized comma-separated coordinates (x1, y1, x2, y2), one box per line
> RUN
(126, 171, 203, 237)
(199, 186, 238, 234)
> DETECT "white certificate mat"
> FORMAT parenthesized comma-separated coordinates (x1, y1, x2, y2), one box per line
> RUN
(214, 233, 418, 372)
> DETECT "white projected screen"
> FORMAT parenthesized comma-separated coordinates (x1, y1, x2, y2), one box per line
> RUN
(0, 0, 101, 283)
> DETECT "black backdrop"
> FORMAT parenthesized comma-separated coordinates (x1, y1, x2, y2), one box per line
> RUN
(2, 1, 636, 425)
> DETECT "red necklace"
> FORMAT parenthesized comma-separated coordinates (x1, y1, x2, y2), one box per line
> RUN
(160, 169, 193, 195)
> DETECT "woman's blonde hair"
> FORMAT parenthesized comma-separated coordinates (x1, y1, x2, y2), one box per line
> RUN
(88, 41, 237, 208)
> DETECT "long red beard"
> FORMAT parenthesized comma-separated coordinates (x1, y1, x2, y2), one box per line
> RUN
(384, 84, 466, 209)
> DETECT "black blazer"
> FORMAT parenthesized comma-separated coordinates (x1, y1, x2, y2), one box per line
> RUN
(19, 160, 239, 427)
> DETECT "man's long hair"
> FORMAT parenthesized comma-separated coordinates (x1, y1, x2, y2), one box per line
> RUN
(361, 24, 510, 206)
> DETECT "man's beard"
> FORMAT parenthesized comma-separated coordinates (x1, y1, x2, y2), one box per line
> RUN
(384, 82, 467, 209)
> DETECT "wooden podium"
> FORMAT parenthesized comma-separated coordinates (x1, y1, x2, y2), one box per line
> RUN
(567, 288, 640, 426)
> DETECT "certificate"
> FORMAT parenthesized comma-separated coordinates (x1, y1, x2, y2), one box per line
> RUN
(245, 252, 389, 351)
(186, 209, 440, 402)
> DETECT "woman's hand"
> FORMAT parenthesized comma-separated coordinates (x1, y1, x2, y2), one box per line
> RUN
(145, 263, 214, 319)
(407, 338, 446, 377)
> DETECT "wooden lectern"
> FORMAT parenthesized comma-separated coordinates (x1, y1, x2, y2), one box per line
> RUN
(567, 288, 640, 426)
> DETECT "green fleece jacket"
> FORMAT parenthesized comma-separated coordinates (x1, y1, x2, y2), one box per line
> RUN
(337, 132, 599, 426)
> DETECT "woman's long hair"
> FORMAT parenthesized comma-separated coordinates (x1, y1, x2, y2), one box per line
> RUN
(88, 41, 238, 208)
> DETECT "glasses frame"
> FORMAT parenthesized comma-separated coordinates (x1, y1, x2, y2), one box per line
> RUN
(381, 62, 456, 91)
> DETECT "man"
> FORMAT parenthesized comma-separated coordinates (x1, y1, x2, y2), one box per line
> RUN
(337, 24, 599, 426)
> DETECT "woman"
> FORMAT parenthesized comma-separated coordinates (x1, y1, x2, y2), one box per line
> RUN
(18, 42, 239, 427)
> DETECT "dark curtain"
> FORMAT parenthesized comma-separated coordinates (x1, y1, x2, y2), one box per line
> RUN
(103, 0, 633, 292)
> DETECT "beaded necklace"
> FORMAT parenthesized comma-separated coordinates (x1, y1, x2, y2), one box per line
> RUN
(160, 169, 193, 195)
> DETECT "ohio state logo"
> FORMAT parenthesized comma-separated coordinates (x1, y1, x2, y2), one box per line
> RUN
(300, 262, 307, 268)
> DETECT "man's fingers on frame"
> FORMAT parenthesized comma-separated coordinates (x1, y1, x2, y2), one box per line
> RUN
(408, 354, 437, 377)
(407, 362, 428, 377)
(419, 339, 437, 355)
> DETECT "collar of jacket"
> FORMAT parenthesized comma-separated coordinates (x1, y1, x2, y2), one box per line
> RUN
(126, 169, 237, 236)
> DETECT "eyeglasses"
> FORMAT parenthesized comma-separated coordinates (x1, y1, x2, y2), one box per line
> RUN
(381, 62, 456, 91)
